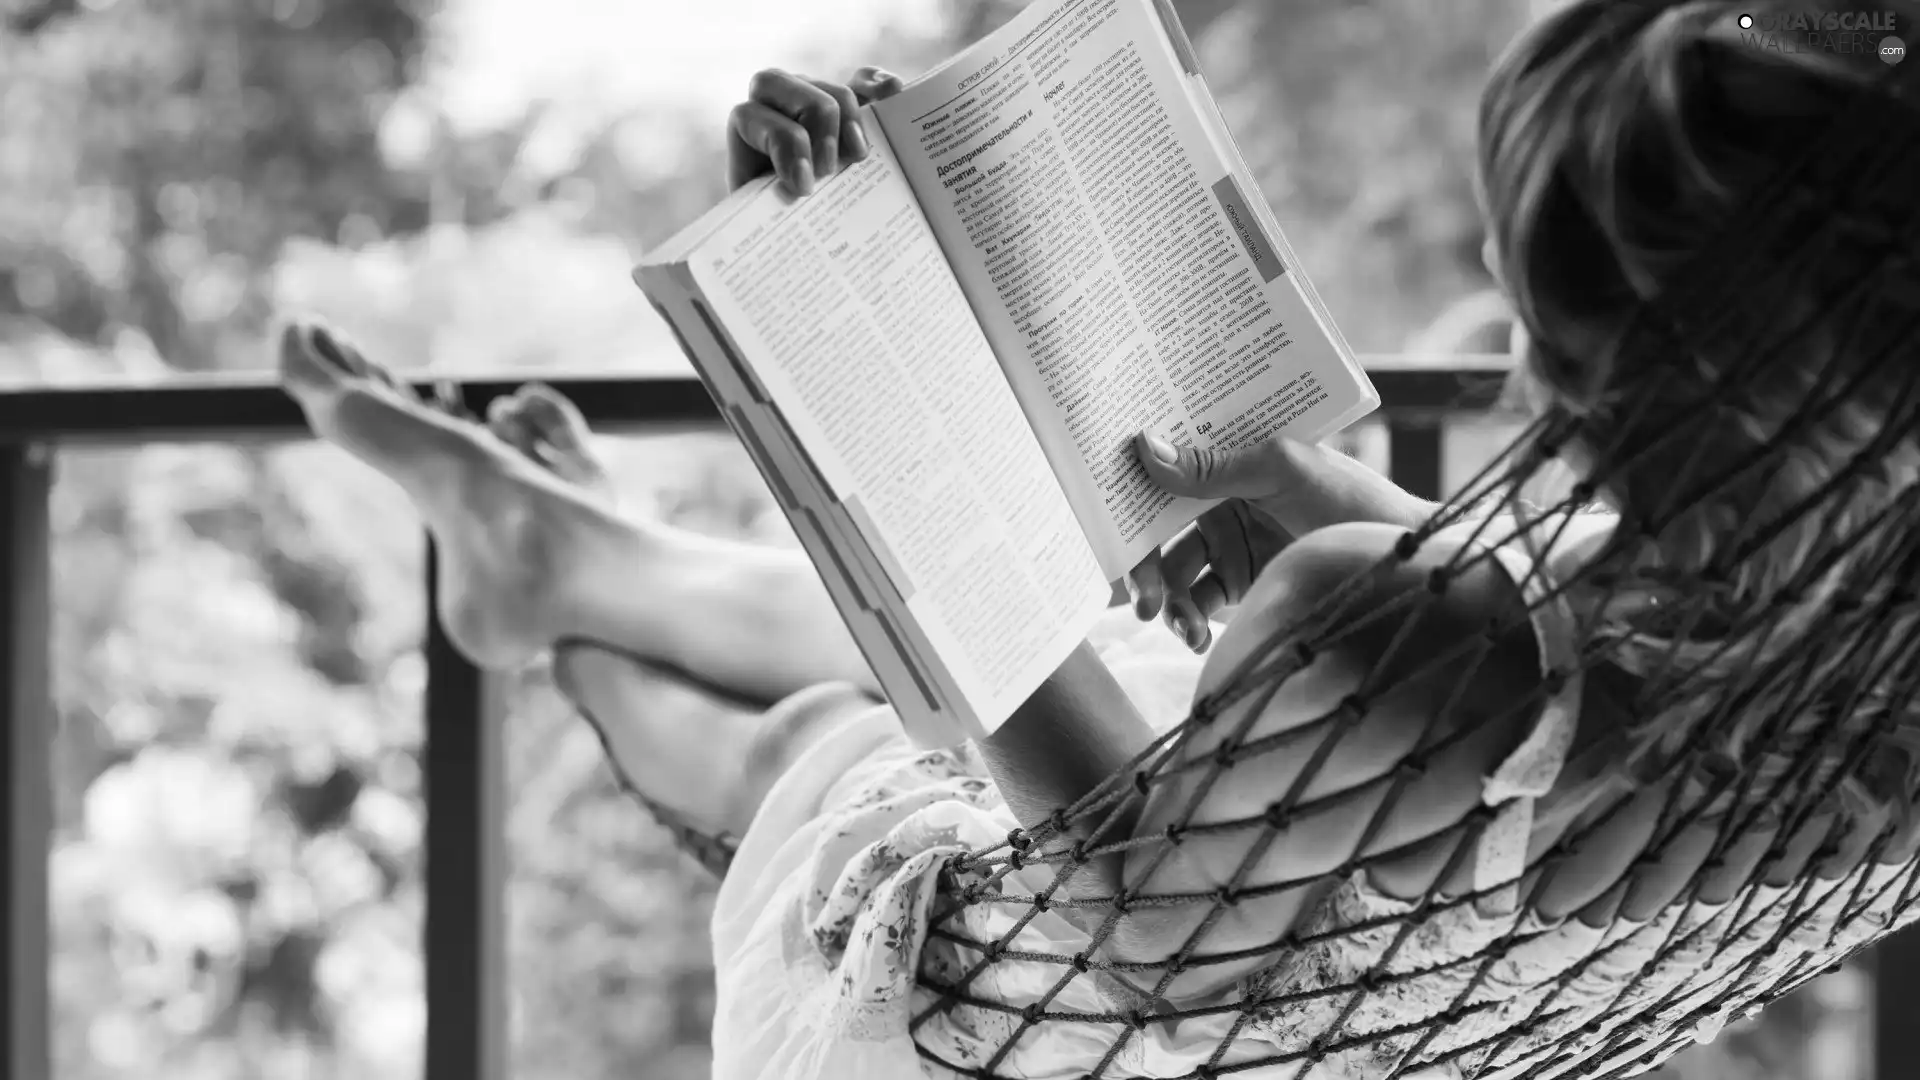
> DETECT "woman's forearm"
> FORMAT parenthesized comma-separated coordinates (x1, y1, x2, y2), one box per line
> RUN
(980, 641, 1154, 857)
(1268, 440, 1441, 535)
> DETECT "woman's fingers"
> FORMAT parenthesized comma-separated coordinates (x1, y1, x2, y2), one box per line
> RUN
(849, 66, 905, 104)
(1127, 507, 1260, 651)
(1186, 572, 1231, 651)
(1158, 524, 1210, 595)
(727, 100, 811, 192)
(1162, 506, 1270, 652)
(1157, 525, 1213, 652)
(747, 69, 843, 188)
(1126, 548, 1167, 621)
(1203, 503, 1264, 600)
(1189, 571, 1232, 622)
(805, 78, 869, 164)
(727, 68, 902, 194)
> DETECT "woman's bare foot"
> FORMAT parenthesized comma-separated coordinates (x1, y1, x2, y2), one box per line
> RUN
(277, 320, 643, 670)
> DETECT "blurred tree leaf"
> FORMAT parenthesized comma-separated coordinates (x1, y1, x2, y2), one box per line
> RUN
(0, 0, 428, 370)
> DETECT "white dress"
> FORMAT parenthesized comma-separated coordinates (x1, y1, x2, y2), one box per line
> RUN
(706, 513, 1920, 1079)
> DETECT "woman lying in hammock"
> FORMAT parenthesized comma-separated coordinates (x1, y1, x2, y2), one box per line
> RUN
(279, 1, 1920, 1076)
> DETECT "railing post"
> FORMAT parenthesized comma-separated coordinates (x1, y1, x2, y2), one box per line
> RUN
(1, 444, 53, 1080)
(1388, 415, 1447, 503)
(422, 538, 509, 1080)
(1875, 934, 1920, 1080)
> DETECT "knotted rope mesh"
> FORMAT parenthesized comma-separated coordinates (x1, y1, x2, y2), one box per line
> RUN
(898, 59, 1920, 1080)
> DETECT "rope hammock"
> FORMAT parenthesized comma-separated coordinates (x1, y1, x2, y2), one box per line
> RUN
(891, 62, 1920, 1080)
(585, 34, 1918, 1080)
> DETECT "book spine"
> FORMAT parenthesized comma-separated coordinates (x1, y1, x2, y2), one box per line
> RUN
(639, 284, 982, 747)
(1151, 0, 1202, 75)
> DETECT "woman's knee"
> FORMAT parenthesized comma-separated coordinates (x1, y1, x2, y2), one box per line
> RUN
(732, 681, 880, 816)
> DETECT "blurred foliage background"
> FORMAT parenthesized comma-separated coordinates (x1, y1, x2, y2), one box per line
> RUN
(0, 0, 1874, 1077)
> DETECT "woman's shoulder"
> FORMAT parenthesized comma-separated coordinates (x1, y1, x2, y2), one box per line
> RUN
(1194, 519, 1553, 795)
(1252, 519, 1545, 650)
(1128, 520, 1576, 994)
(1271, 510, 1613, 661)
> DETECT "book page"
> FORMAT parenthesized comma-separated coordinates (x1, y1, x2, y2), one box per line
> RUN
(683, 114, 1111, 733)
(645, 285, 970, 747)
(874, 0, 1376, 579)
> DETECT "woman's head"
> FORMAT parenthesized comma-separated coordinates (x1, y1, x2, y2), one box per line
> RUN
(1475, 0, 1920, 592)
(1468, 1, 1920, 818)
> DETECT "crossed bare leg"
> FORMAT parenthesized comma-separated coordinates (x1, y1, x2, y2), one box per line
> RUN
(276, 321, 883, 849)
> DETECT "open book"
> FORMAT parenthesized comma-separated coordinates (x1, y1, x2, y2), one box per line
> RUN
(637, 0, 1378, 749)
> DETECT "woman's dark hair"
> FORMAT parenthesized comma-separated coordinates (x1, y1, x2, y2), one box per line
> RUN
(1477, 0, 1920, 816)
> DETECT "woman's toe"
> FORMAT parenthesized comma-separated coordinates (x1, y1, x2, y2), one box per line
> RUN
(487, 394, 540, 458)
(279, 322, 349, 391)
(311, 324, 425, 401)
(516, 384, 606, 482)
(515, 383, 593, 456)
(369, 360, 412, 398)
(308, 325, 369, 375)
(280, 320, 386, 386)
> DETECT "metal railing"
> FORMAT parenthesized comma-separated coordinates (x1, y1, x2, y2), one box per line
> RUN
(0, 358, 1910, 1079)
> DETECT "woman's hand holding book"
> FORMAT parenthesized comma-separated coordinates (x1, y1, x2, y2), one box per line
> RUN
(708, 63, 1400, 668)
(726, 67, 904, 195)
(1127, 432, 1438, 651)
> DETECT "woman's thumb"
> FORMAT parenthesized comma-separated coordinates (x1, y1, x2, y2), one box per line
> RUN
(850, 66, 904, 103)
(1135, 430, 1289, 500)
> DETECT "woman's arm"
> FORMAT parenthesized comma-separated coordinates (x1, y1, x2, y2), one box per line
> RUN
(1117, 523, 1544, 996)
(978, 642, 1156, 900)
(981, 643, 1155, 826)
(1144, 433, 1441, 537)
(1128, 434, 1442, 643)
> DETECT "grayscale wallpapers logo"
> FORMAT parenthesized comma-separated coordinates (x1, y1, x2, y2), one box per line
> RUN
(1735, 11, 1906, 62)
